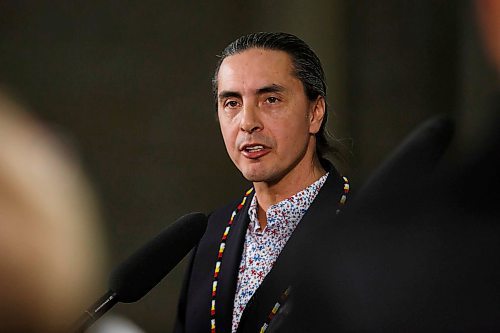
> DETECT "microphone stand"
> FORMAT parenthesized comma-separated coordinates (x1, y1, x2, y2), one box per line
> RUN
(72, 291, 118, 333)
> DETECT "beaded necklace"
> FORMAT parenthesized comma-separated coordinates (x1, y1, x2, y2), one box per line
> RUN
(210, 187, 254, 333)
(210, 176, 350, 333)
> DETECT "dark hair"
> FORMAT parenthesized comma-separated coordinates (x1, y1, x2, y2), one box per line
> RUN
(212, 32, 338, 163)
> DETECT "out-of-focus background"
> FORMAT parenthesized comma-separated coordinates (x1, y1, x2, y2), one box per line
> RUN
(0, 1, 497, 332)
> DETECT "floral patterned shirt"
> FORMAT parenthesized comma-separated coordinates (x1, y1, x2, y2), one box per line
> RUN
(231, 173, 329, 333)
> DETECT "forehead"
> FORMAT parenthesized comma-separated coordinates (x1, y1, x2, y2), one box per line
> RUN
(217, 48, 299, 93)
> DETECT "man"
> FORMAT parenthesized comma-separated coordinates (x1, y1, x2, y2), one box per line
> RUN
(174, 32, 348, 333)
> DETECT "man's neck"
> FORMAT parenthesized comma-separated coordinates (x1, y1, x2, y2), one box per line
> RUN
(253, 157, 326, 229)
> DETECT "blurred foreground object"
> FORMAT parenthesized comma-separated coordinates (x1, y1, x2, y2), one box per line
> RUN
(475, 0, 500, 72)
(88, 315, 145, 333)
(0, 91, 105, 332)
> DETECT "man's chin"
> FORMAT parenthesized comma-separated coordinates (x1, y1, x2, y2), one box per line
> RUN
(240, 169, 267, 183)
(240, 169, 282, 185)
(241, 174, 265, 183)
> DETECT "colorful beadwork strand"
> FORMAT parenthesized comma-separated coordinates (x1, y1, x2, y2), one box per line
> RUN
(337, 176, 349, 214)
(259, 287, 291, 333)
(210, 188, 253, 333)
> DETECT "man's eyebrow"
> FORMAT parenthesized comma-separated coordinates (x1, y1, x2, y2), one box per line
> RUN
(218, 91, 241, 100)
(256, 84, 286, 95)
(218, 84, 285, 100)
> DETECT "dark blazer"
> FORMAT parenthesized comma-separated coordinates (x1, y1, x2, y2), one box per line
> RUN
(174, 169, 346, 333)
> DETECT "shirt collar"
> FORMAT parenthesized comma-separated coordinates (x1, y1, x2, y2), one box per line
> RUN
(248, 172, 329, 233)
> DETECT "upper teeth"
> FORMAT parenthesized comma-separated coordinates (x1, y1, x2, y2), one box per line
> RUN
(246, 145, 263, 152)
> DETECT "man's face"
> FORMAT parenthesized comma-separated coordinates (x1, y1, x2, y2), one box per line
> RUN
(216, 48, 324, 184)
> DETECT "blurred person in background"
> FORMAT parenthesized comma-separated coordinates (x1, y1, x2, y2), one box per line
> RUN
(0, 90, 105, 333)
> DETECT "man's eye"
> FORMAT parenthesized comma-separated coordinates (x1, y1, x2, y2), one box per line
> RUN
(225, 100, 239, 108)
(266, 97, 279, 104)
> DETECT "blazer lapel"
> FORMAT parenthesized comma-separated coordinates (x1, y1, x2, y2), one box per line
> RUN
(216, 191, 254, 333)
(237, 172, 344, 332)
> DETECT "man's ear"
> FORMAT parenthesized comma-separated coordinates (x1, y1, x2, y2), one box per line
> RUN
(309, 96, 326, 134)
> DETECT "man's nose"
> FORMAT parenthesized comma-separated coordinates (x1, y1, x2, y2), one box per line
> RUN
(240, 104, 263, 133)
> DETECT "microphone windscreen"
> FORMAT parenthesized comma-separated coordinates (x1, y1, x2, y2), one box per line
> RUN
(109, 212, 207, 303)
(353, 115, 454, 211)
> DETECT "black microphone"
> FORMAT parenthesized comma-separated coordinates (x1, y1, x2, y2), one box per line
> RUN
(73, 212, 207, 332)
(352, 115, 454, 212)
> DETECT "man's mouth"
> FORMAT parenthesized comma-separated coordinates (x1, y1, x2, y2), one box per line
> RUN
(240, 144, 270, 159)
(244, 145, 264, 152)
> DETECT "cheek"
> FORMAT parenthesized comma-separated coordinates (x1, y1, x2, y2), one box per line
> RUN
(274, 117, 310, 143)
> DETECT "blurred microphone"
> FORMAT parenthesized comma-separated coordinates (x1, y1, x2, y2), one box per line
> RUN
(352, 115, 454, 212)
(73, 212, 208, 332)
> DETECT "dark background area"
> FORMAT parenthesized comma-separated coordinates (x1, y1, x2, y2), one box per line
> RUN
(0, 1, 497, 332)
